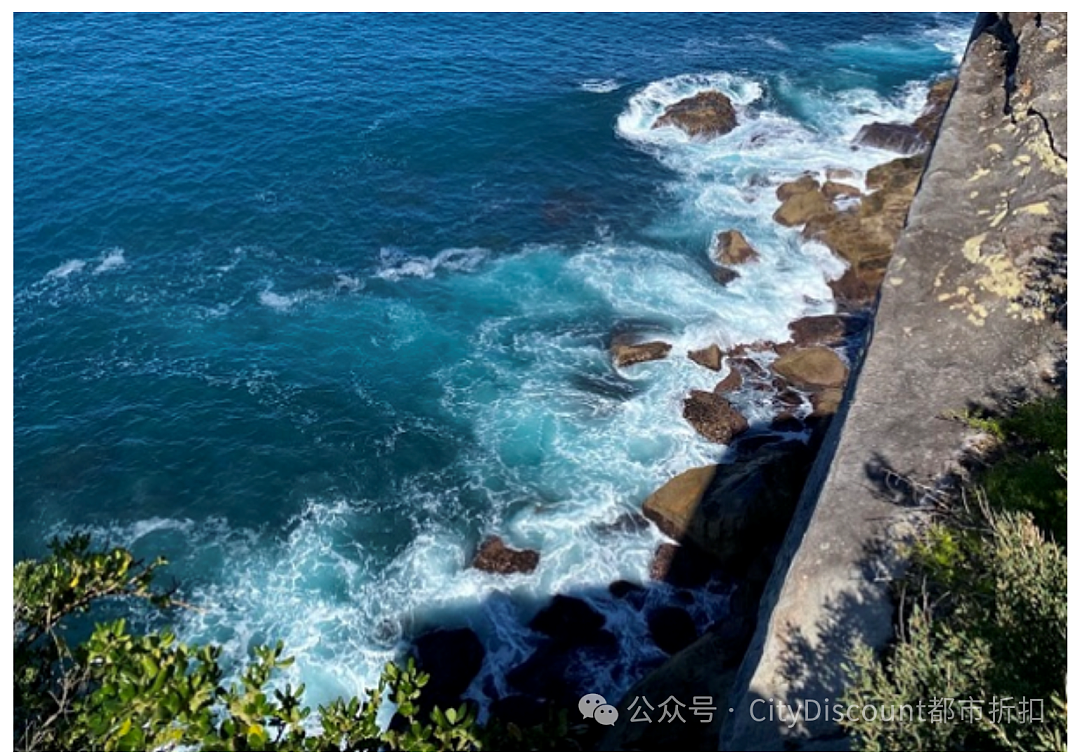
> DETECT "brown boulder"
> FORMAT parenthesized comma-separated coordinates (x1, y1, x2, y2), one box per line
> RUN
(714, 366, 743, 393)
(711, 229, 760, 265)
(612, 340, 671, 367)
(653, 90, 738, 139)
(682, 391, 749, 444)
(471, 536, 540, 575)
(854, 122, 927, 155)
(772, 347, 849, 390)
(822, 181, 861, 201)
(688, 344, 722, 371)
(788, 314, 850, 347)
(775, 175, 820, 201)
(643, 465, 717, 540)
(773, 188, 835, 227)
(810, 387, 844, 417)
(643, 441, 815, 571)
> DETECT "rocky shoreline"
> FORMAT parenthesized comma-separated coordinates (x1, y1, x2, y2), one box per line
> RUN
(403, 77, 957, 738)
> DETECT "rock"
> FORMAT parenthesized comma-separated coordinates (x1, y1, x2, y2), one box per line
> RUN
(411, 628, 485, 712)
(643, 465, 718, 539)
(730, 355, 768, 379)
(711, 229, 760, 265)
(711, 265, 741, 286)
(612, 340, 671, 367)
(829, 267, 884, 309)
(529, 595, 605, 643)
(648, 606, 699, 655)
(854, 121, 928, 155)
(688, 344, 723, 371)
(913, 77, 956, 141)
(826, 167, 858, 182)
(769, 413, 804, 433)
(773, 188, 835, 227)
(775, 388, 803, 408)
(865, 154, 926, 191)
(649, 541, 723, 588)
(775, 175, 820, 201)
(653, 90, 738, 139)
(714, 366, 743, 393)
(507, 630, 619, 706)
(810, 387, 844, 417)
(788, 314, 851, 347)
(471, 536, 540, 575)
(682, 391, 749, 444)
(772, 347, 849, 390)
(592, 512, 651, 537)
(609, 579, 645, 600)
(682, 442, 816, 571)
(822, 181, 861, 201)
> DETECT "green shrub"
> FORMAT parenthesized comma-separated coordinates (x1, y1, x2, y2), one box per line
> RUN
(13, 534, 485, 751)
(842, 509, 1066, 751)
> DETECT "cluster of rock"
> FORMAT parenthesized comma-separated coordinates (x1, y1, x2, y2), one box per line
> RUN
(402, 79, 957, 739)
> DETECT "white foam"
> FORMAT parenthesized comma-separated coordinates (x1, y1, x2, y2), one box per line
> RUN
(93, 247, 126, 274)
(579, 78, 621, 94)
(375, 247, 490, 281)
(46, 259, 86, 279)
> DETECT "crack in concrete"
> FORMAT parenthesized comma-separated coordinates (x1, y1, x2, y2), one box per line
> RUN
(1025, 107, 1067, 162)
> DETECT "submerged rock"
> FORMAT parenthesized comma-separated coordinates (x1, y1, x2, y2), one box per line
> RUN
(711, 265, 741, 286)
(682, 391, 749, 444)
(711, 229, 760, 265)
(470, 535, 540, 575)
(611, 340, 672, 368)
(653, 90, 738, 139)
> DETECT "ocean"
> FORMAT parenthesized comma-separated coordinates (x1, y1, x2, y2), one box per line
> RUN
(14, 12, 971, 713)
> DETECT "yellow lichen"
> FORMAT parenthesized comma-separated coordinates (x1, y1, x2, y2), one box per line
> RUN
(968, 167, 991, 182)
(1017, 201, 1051, 216)
(962, 233, 986, 263)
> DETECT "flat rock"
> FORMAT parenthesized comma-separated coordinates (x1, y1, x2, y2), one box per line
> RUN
(772, 347, 849, 390)
(653, 90, 738, 139)
(773, 188, 835, 227)
(854, 121, 928, 155)
(688, 344, 723, 371)
(810, 387, 844, 417)
(612, 340, 671, 367)
(470, 535, 540, 575)
(682, 391, 749, 444)
(788, 314, 851, 347)
(775, 175, 820, 201)
(711, 229, 760, 265)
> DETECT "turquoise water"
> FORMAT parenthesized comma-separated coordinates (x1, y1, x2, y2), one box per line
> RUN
(14, 13, 970, 709)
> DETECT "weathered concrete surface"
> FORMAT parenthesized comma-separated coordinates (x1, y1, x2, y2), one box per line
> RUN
(722, 13, 1066, 750)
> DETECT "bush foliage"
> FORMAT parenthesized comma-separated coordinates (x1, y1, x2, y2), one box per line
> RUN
(13, 534, 572, 752)
(841, 396, 1067, 751)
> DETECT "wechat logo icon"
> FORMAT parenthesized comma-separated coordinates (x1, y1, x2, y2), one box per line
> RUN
(579, 693, 619, 726)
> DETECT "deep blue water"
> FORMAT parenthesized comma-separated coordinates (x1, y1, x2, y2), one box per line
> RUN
(14, 12, 971, 710)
